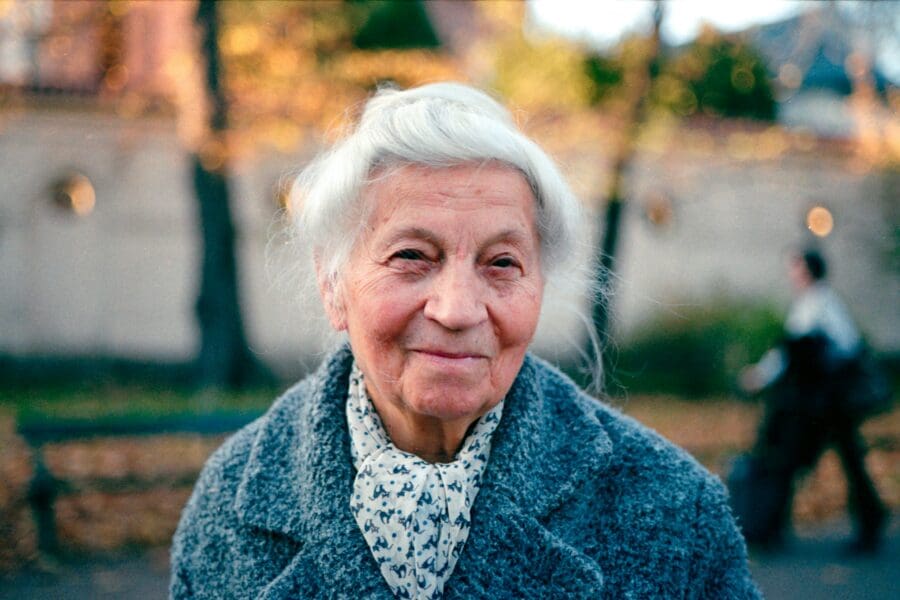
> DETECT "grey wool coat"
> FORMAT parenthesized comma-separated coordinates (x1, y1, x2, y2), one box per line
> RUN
(170, 346, 761, 599)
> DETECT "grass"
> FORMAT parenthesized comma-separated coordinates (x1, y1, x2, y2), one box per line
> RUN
(0, 383, 280, 423)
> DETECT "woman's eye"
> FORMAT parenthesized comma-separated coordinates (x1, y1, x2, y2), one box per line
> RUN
(491, 256, 519, 269)
(393, 249, 426, 261)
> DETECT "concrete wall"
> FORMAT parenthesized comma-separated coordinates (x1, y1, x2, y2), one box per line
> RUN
(1, 106, 896, 381)
(617, 149, 898, 350)
(1, 109, 197, 360)
(0, 107, 331, 377)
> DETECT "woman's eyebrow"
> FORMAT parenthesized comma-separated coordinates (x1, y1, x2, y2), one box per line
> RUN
(382, 227, 532, 250)
(483, 228, 531, 248)
(382, 226, 442, 247)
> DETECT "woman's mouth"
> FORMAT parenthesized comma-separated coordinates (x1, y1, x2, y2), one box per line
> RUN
(414, 349, 486, 360)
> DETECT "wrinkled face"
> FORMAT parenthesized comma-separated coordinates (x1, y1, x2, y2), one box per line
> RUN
(322, 163, 544, 423)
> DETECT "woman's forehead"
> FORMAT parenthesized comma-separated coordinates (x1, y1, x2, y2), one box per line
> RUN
(366, 164, 532, 209)
(361, 164, 538, 239)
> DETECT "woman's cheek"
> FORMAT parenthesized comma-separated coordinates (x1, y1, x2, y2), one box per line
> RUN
(497, 282, 543, 334)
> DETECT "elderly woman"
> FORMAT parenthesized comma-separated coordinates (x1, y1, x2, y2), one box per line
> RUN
(171, 83, 760, 599)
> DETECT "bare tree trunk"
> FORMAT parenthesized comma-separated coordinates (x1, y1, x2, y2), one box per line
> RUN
(193, 0, 268, 389)
(591, 1, 664, 362)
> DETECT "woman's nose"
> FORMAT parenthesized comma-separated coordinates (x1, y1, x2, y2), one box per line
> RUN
(422, 263, 488, 331)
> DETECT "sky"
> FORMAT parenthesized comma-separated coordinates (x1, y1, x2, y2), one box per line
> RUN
(528, 0, 811, 46)
(528, 0, 900, 81)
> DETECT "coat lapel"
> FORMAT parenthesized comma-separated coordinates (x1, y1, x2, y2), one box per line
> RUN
(235, 346, 392, 599)
(450, 495, 606, 597)
(234, 348, 612, 598)
(449, 355, 613, 597)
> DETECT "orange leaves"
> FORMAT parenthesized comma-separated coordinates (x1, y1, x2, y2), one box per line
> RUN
(213, 3, 462, 157)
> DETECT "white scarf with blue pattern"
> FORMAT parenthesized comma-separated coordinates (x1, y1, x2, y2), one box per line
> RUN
(346, 363, 502, 599)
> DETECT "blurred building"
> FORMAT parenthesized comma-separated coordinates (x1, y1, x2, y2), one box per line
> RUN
(744, 5, 896, 139)
(0, 0, 896, 381)
(0, 0, 289, 370)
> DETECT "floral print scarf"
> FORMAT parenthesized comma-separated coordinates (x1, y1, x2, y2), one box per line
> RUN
(346, 363, 503, 599)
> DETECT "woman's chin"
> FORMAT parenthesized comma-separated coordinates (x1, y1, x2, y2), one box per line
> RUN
(405, 385, 496, 423)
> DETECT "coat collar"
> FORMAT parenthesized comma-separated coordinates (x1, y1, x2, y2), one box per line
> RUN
(235, 345, 612, 597)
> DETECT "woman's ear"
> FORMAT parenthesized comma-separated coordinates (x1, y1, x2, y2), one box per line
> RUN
(315, 258, 347, 331)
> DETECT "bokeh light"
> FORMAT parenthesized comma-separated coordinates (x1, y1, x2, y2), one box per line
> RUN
(52, 173, 96, 217)
(644, 191, 674, 227)
(806, 205, 834, 237)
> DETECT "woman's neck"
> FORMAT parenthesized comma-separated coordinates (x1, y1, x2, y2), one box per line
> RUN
(369, 396, 483, 463)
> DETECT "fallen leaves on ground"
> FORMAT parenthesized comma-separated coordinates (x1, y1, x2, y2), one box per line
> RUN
(0, 400, 897, 570)
(620, 397, 899, 531)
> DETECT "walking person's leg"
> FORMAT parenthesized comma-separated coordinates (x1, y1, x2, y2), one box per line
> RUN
(832, 419, 887, 552)
(749, 402, 827, 548)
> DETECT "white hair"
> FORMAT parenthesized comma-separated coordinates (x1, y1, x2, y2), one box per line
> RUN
(285, 82, 602, 387)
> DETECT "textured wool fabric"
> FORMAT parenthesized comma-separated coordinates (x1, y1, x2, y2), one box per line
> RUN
(346, 363, 501, 599)
(171, 346, 762, 599)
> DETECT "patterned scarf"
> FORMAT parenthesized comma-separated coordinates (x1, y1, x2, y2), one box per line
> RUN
(346, 363, 502, 599)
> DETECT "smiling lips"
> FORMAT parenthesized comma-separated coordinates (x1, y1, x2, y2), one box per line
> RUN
(412, 349, 488, 360)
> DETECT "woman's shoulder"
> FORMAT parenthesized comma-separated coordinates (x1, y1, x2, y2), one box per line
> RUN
(197, 374, 319, 483)
(518, 356, 758, 598)
(175, 384, 297, 514)
(178, 347, 352, 529)
(527, 354, 721, 492)
(170, 376, 321, 590)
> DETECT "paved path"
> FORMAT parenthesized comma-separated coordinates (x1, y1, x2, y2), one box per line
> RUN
(0, 548, 170, 599)
(750, 517, 899, 600)
(1, 518, 896, 599)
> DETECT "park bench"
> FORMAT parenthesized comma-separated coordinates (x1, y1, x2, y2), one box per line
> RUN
(17, 411, 262, 555)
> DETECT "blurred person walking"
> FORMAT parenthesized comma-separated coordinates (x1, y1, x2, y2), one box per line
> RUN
(735, 248, 888, 553)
